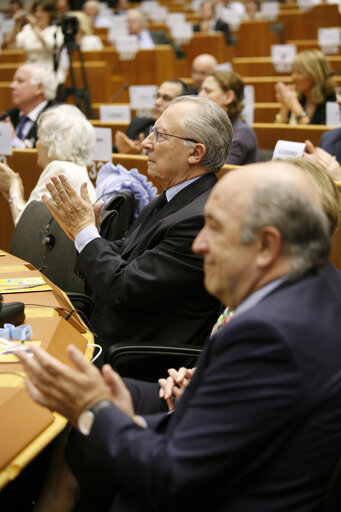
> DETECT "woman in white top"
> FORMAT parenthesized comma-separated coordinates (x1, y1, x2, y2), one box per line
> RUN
(0, 104, 97, 225)
(9, 0, 66, 83)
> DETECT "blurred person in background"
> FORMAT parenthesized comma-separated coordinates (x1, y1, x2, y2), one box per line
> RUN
(199, 70, 258, 165)
(275, 49, 336, 125)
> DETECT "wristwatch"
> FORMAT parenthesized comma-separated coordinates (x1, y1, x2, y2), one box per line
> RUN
(78, 399, 112, 436)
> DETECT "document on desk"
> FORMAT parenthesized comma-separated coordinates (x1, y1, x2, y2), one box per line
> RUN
(0, 277, 52, 294)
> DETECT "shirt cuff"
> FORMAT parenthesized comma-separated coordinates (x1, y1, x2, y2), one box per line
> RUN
(75, 226, 101, 253)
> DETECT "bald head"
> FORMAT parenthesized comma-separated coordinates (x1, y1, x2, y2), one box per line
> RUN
(193, 161, 330, 308)
(191, 54, 218, 90)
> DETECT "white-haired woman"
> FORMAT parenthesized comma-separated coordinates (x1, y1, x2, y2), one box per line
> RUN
(0, 104, 96, 225)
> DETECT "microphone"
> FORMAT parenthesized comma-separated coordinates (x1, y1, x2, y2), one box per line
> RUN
(107, 82, 129, 103)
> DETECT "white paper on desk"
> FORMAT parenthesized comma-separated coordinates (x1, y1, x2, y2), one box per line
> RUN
(94, 127, 112, 162)
(318, 28, 341, 48)
(0, 122, 12, 156)
(326, 102, 341, 127)
(129, 85, 157, 110)
(273, 140, 306, 160)
(99, 105, 131, 122)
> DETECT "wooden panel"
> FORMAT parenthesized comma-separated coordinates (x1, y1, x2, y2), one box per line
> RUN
(0, 82, 12, 114)
(82, 45, 176, 86)
(237, 20, 279, 57)
(65, 61, 111, 103)
(253, 122, 330, 149)
(233, 55, 341, 77)
(181, 33, 234, 71)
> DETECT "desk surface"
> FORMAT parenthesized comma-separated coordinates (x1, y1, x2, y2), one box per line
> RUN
(0, 251, 93, 490)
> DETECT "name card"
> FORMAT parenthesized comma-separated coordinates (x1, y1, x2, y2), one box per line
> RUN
(141, 1, 159, 14)
(215, 62, 233, 72)
(166, 12, 186, 27)
(115, 35, 139, 60)
(129, 85, 157, 110)
(220, 9, 242, 31)
(271, 44, 297, 73)
(1, 19, 14, 35)
(273, 140, 306, 160)
(94, 127, 112, 162)
(242, 85, 255, 125)
(149, 6, 168, 21)
(0, 122, 12, 156)
(260, 1, 279, 20)
(326, 101, 341, 126)
(297, 0, 313, 11)
(318, 27, 340, 54)
(99, 105, 131, 122)
(170, 23, 193, 45)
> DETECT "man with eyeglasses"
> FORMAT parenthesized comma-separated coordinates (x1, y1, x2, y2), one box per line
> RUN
(42, 96, 233, 366)
(114, 79, 196, 154)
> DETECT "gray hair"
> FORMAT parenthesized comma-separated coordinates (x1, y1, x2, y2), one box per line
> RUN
(170, 95, 233, 173)
(240, 180, 331, 275)
(37, 105, 95, 166)
(30, 64, 57, 101)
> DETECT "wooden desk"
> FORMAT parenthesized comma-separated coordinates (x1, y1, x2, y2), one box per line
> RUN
(0, 252, 93, 489)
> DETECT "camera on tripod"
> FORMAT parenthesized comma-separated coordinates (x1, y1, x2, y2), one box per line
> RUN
(57, 16, 79, 44)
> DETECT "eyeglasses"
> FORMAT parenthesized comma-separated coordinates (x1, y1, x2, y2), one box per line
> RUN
(149, 125, 198, 144)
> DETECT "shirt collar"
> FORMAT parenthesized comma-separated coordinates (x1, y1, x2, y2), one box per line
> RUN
(233, 277, 287, 318)
(23, 101, 48, 122)
(165, 175, 201, 202)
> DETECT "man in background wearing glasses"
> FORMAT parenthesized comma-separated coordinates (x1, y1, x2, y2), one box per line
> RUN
(43, 96, 233, 365)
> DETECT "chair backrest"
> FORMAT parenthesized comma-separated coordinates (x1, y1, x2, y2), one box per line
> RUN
(99, 192, 138, 241)
(325, 456, 341, 511)
(10, 201, 85, 293)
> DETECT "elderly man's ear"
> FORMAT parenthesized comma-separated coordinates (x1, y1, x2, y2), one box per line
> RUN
(256, 226, 282, 269)
(188, 143, 207, 165)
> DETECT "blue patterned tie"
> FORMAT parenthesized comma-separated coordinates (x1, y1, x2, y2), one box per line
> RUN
(16, 115, 30, 140)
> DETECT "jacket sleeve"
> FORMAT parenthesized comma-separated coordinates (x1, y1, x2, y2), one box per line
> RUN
(77, 213, 206, 311)
(87, 319, 301, 510)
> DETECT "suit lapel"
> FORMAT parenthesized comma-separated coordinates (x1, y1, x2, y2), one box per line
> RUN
(122, 173, 217, 256)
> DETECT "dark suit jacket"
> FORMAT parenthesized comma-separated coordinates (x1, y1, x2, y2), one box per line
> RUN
(193, 19, 232, 45)
(0, 101, 56, 147)
(125, 116, 153, 141)
(77, 173, 221, 363)
(82, 261, 341, 511)
(319, 126, 341, 164)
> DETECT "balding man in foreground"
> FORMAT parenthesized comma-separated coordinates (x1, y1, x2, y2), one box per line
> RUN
(18, 161, 341, 511)
(41, 96, 232, 365)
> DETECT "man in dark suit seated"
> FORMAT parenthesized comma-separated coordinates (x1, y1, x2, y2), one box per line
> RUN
(42, 96, 232, 365)
(18, 159, 341, 511)
(193, 0, 231, 45)
(114, 79, 195, 154)
(0, 63, 57, 149)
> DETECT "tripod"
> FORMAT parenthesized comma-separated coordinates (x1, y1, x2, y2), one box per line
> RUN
(62, 40, 94, 119)
(53, 20, 94, 119)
